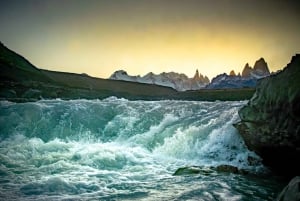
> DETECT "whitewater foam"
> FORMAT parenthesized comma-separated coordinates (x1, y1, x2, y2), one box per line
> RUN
(0, 98, 283, 200)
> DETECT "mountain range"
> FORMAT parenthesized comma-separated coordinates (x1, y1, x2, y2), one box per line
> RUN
(0, 42, 255, 101)
(110, 58, 270, 91)
(110, 70, 209, 91)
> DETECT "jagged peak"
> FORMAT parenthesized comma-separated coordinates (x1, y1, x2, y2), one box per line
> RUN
(193, 69, 200, 80)
(290, 54, 300, 63)
(242, 63, 253, 77)
(253, 57, 268, 70)
(229, 70, 236, 76)
(244, 63, 252, 69)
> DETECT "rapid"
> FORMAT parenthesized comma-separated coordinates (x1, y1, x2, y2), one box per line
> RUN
(0, 98, 284, 200)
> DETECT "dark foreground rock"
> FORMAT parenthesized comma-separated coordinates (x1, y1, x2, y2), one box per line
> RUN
(173, 165, 249, 176)
(234, 54, 300, 176)
(276, 176, 300, 201)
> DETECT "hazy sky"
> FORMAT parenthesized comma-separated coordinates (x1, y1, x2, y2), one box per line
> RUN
(1, 0, 299, 79)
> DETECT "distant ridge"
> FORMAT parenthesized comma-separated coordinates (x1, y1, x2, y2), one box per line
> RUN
(207, 58, 271, 89)
(0, 41, 256, 101)
(109, 70, 210, 91)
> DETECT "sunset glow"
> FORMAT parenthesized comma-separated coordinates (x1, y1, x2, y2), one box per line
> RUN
(1, 0, 299, 79)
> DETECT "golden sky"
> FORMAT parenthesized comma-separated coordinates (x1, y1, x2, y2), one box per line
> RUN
(1, 0, 299, 79)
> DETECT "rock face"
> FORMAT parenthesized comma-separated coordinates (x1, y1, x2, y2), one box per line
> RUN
(109, 70, 210, 91)
(234, 54, 300, 175)
(276, 176, 300, 201)
(242, 58, 270, 78)
(253, 58, 270, 76)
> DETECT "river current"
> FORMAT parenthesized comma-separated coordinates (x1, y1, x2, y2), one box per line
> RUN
(0, 98, 284, 200)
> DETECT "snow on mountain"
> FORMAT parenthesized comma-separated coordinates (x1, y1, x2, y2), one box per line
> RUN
(242, 58, 270, 78)
(109, 70, 210, 91)
(206, 73, 257, 89)
(110, 58, 271, 90)
(206, 58, 270, 89)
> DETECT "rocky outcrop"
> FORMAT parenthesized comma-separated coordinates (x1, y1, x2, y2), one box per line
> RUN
(276, 176, 300, 201)
(234, 54, 300, 175)
(173, 165, 249, 176)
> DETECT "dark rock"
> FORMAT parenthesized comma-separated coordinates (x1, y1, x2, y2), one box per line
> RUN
(215, 165, 239, 174)
(0, 89, 17, 98)
(22, 89, 41, 99)
(234, 54, 300, 176)
(247, 155, 261, 166)
(173, 166, 213, 176)
(173, 165, 249, 176)
(276, 176, 300, 201)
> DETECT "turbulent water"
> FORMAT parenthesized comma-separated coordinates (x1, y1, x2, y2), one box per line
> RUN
(0, 98, 284, 200)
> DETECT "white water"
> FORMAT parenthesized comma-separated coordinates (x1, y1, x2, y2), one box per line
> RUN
(0, 98, 282, 200)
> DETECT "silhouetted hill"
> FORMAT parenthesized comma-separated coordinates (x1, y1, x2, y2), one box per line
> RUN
(0, 42, 254, 102)
(0, 42, 53, 83)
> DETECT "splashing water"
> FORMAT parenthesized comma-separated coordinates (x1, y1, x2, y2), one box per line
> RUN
(0, 98, 283, 200)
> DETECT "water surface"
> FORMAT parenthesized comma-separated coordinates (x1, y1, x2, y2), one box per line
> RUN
(0, 98, 284, 200)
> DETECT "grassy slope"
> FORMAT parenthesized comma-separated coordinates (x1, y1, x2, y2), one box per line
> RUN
(0, 43, 53, 83)
(42, 70, 176, 98)
(176, 88, 255, 101)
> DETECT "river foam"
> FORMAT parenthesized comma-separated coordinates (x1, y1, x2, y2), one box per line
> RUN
(0, 98, 282, 200)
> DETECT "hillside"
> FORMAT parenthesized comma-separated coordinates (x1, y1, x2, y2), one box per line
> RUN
(0, 42, 254, 102)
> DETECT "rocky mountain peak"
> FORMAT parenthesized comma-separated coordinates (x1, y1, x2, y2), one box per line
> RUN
(109, 69, 209, 91)
(229, 70, 236, 76)
(193, 69, 200, 80)
(242, 63, 252, 77)
(253, 58, 270, 75)
(193, 69, 210, 83)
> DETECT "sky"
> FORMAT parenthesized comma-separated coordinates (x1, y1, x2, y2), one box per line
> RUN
(0, 0, 299, 79)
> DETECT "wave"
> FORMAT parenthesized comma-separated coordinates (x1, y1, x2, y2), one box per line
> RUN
(0, 98, 275, 200)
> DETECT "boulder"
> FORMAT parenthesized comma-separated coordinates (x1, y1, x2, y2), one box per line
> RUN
(215, 165, 239, 174)
(173, 166, 213, 176)
(234, 54, 300, 175)
(173, 165, 248, 176)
